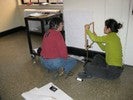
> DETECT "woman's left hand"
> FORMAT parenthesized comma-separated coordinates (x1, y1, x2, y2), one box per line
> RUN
(84, 24, 90, 31)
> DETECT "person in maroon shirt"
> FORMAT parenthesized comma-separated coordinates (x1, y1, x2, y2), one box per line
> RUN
(40, 17, 77, 77)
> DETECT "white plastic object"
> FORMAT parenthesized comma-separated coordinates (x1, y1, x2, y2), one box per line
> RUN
(76, 77, 83, 81)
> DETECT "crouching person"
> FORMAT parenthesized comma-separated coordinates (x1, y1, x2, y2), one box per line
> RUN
(78, 19, 124, 80)
(40, 17, 77, 78)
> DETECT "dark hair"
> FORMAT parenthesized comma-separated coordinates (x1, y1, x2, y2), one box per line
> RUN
(105, 19, 122, 33)
(49, 17, 63, 29)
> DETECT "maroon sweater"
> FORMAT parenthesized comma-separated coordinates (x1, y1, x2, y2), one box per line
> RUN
(41, 29, 68, 59)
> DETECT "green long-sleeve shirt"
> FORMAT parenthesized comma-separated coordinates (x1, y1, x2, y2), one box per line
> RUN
(86, 29, 122, 67)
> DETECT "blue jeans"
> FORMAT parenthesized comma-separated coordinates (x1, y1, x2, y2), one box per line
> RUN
(40, 57, 77, 74)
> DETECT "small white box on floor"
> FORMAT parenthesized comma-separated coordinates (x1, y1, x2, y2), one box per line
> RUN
(21, 82, 73, 100)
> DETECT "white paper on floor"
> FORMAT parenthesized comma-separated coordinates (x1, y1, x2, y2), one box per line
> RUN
(69, 55, 84, 62)
(21, 82, 73, 100)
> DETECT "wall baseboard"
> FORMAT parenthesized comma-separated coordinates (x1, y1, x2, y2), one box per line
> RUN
(67, 46, 105, 59)
(0, 26, 26, 37)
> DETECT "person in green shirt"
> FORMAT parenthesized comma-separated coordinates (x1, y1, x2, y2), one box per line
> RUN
(78, 19, 124, 80)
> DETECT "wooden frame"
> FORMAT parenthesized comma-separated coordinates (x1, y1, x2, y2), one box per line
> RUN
(84, 22, 95, 50)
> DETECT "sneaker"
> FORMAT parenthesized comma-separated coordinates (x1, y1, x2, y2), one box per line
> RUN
(58, 67, 64, 76)
(52, 67, 64, 80)
(78, 72, 92, 79)
(65, 71, 74, 79)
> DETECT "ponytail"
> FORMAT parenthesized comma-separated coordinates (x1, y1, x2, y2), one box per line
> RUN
(117, 23, 123, 29)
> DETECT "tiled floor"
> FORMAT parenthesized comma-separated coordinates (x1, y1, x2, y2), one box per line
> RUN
(0, 31, 133, 100)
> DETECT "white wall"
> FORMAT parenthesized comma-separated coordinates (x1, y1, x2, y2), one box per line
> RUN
(64, 0, 106, 52)
(124, 0, 133, 65)
(63, 0, 131, 65)
(0, 0, 22, 32)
